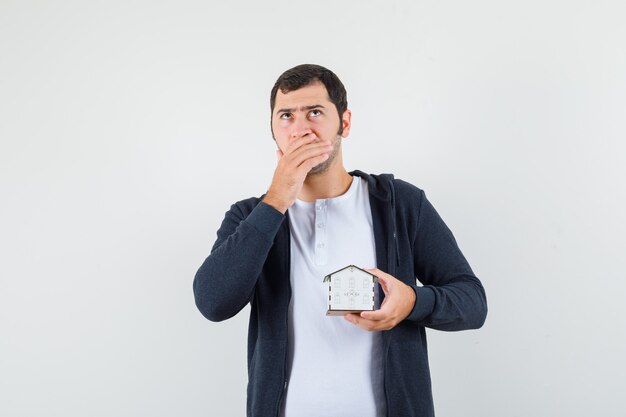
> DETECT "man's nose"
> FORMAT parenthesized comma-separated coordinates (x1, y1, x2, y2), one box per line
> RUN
(291, 118, 312, 139)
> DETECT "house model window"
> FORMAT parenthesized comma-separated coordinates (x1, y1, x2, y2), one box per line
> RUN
(323, 265, 378, 316)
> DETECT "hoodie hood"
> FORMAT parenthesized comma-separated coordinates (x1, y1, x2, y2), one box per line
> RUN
(349, 170, 400, 270)
(349, 169, 394, 201)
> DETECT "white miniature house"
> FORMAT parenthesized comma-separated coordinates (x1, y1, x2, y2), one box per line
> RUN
(323, 265, 378, 316)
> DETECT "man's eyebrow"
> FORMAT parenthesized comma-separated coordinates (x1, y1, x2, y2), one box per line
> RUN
(275, 104, 326, 114)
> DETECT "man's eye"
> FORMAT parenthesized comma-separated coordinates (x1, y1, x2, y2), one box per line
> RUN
(309, 109, 321, 117)
(279, 113, 291, 120)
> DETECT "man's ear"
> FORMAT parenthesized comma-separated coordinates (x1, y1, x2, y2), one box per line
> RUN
(340, 109, 352, 138)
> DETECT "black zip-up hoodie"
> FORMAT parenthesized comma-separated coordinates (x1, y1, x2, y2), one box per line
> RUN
(194, 170, 488, 417)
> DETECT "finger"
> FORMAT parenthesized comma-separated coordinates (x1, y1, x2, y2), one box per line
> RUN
(366, 269, 394, 295)
(344, 313, 359, 322)
(276, 149, 284, 160)
(299, 153, 330, 172)
(277, 146, 331, 175)
(287, 141, 332, 163)
(359, 309, 388, 321)
(345, 313, 388, 331)
(344, 313, 360, 327)
(285, 133, 319, 154)
(377, 275, 391, 295)
(292, 143, 332, 167)
(289, 139, 332, 157)
(365, 268, 385, 282)
(365, 267, 383, 276)
(277, 144, 331, 176)
(366, 271, 390, 296)
(286, 131, 334, 154)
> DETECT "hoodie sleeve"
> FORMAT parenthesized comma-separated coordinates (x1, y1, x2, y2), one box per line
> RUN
(405, 190, 488, 331)
(193, 200, 285, 322)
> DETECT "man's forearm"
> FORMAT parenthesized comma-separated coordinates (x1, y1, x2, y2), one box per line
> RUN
(193, 201, 285, 321)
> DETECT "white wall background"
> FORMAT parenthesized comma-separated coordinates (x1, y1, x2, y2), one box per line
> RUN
(1, 1, 625, 416)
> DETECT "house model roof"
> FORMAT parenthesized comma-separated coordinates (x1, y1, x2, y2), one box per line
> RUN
(323, 265, 378, 316)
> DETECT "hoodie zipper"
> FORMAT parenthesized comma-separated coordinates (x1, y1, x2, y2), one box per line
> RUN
(275, 212, 291, 416)
(386, 176, 396, 417)
(390, 178, 400, 268)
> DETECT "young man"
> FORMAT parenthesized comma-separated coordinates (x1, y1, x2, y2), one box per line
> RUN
(193, 64, 487, 417)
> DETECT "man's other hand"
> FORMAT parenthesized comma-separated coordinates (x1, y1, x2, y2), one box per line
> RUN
(344, 268, 416, 331)
(262, 131, 332, 214)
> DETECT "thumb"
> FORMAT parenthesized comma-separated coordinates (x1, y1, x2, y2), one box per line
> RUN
(365, 268, 389, 296)
(373, 272, 390, 296)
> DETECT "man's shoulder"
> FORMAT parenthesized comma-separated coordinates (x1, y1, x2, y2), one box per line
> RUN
(391, 176, 424, 196)
(390, 177, 425, 219)
(227, 195, 265, 216)
(352, 169, 426, 208)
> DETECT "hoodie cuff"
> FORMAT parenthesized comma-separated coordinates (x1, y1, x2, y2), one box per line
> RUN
(406, 284, 435, 322)
(243, 201, 286, 240)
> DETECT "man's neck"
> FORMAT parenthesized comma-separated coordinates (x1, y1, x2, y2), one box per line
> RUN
(297, 163, 353, 202)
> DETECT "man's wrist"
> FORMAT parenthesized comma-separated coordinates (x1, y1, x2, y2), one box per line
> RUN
(404, 283, 417, 319)
(406, 285, 436, 322)
(262, 194, 289, 214)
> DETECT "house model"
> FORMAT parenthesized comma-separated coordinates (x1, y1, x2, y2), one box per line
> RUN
(323, 265, 378, 316)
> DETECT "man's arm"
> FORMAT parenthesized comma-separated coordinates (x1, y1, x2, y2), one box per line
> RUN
(404, 190, 488, 331)
(346, 190, 487, 332)
(193, 200, 284, 322)
(193, 132, 333, 322)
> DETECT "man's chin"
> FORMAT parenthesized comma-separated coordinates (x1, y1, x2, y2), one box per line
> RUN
(307, 162, 331, 176)
(307, 135, 340, 177)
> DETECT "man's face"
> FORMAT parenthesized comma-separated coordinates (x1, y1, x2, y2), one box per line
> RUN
(271, 81, 351, 175)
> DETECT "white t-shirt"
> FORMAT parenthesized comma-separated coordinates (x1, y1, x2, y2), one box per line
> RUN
(280, 175, 386, 417)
